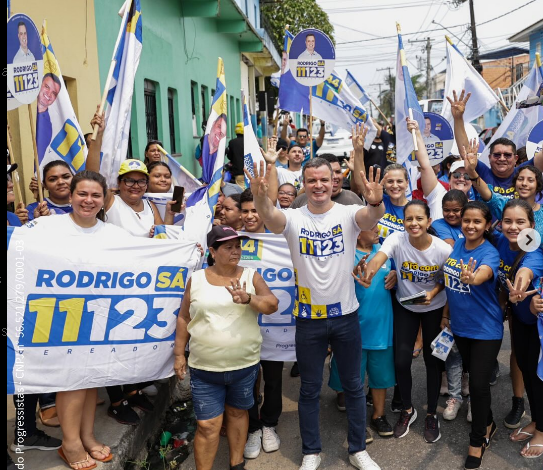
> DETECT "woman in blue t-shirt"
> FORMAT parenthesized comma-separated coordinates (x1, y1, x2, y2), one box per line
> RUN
(432, 190, 468, 247)
(496, 200, 543, 458)
(444, 201, 502, 469)
(378, 163, 408, 243)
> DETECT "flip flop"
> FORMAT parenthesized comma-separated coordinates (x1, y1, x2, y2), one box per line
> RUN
(510, 426, 534, 443)
(86, 445, 113, 462)
(521, 442, 543, 459)
(412, 348, 422, 359)
(58, 447, 97, 470)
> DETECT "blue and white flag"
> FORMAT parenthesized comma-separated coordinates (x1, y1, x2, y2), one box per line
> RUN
(242, 90, 266, 186)
(37, 23, 87, 174)
(312, 71, 376, 150)
(278, 30, 309, 113)
(6, 222, 201, 394)
(441, 39, 499, 124)
(479, 62, 543, 166)
(345, 70, 372, 106)
(395, 27, 425, 164)
(157, 146, 202, 194)
(100, 0, 143, 189)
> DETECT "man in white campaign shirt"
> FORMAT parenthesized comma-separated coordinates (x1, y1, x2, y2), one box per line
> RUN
(297, 33, 323, 61)
(248, 158, 384, 470)
(13, 22, 36, 63)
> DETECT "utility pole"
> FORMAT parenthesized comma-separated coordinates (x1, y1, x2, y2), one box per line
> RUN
(468, 0, 482, 73)
(409, 37, 434, 99)
(377, 66, 394, 115)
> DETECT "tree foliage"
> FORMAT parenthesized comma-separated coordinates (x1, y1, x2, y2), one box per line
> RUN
(378, 73, 427, 118)
(262, 0, 335, 48)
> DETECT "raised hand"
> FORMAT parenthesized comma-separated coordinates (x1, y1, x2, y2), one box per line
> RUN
(360, 165, 383, 205)
(225, 279, 250, 304)
(244, 160, 271, 200)
(352, 123, 368, 153)
(446, 89, 471, 120)
(264, 136, 279, 164)
(345, 151, 355, 172)
(506, 276, 538, 304)
(90, 105, 106, 134)
(352, 263, 375, 288)
(406, 117, 420, 133)
(461, 138, 479, 174)
(460, 258, 478, 285)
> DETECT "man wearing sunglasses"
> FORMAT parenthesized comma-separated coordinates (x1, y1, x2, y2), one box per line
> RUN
(448, 90, 542, 200)
(280, 118, 326, 166)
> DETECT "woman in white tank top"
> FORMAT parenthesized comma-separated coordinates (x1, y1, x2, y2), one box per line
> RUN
(173, 225, 278, 470)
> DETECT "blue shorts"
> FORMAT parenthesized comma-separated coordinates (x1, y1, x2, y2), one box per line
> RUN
(190, 363, 259, 421)
(329, 347, 395, 391)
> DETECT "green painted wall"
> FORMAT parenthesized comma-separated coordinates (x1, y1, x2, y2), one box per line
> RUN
(94, 0, 244, 177)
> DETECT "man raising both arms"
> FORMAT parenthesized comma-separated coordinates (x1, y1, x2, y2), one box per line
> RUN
(246, 159, 384, 470)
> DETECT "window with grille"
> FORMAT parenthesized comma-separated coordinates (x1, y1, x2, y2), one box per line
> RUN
(144, 80, 158, 142)
(168, 88, 177, 153)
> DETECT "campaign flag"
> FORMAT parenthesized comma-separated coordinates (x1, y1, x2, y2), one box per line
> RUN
(441, 39, 499, 123)
(479, 62, 543, 166)
(345, 70, 372, 106)
(36, 23, 87, 174)
(278, 29, 309, 113)
(242, 90, 266, 186)
(183, 58, 227, 247)
(100, 0, 143, 189)
(157, 147, 202, 194)
(395, 27, 425, 164)
(311, 70, 376, 150)
(6, 222, 201, 393)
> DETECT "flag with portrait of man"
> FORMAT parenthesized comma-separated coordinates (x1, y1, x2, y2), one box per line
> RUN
(36, 22, 87, 174)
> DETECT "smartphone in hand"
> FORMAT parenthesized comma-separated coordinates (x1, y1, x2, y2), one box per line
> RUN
(171, 186, 184, 213)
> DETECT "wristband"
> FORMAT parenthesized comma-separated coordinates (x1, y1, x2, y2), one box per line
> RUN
(442, 316, 450, 319)
(468, 176, 479, 182)
(243, 293, 252, 305)
(368, 200, 383, 207)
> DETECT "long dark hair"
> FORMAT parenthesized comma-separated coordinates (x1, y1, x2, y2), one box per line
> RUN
(42, 160, 72, 184)
(404, 199, 437, 236)
(70, 171, 108, 222)
(442, 189, 468, 208)
(502, 199, 535, 227)
(512, 165, 543, 199)
(147, 161, 172, 176)
(461, 201, 493, 241)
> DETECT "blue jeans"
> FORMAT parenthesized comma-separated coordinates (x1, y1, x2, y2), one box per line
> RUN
(296, 313, 366, 455)
(445, 343, 463, 401)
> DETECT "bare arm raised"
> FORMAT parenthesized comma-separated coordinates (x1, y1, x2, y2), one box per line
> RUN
(407, 118, 438, 197)
(447, 90, 471, 157)
(355, 166, 385, 230)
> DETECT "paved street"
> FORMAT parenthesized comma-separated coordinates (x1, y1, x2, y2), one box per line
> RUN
(180, 330, 541, 470)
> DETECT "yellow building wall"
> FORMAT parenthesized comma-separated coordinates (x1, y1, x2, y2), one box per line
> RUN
(7, 0, 101, 206)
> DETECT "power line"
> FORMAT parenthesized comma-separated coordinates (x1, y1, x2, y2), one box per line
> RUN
(337, 24, 465, 45)
(477, 0, 536, 27)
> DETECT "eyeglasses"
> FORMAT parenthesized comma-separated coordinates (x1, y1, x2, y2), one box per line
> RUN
(122, 178, 148, 188)
(278, 190, 296, 197)
(297, 135, 308, 139)
(451, 172, 470, 180)
(491, 152, 514, 160)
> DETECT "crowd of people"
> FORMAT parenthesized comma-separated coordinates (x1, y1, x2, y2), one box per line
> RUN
(6, 89, 543, 470)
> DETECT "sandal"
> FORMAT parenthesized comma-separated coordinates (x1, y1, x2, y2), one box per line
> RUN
(510, 426, 534, 443)
(86, 445, 113, 462)
(58, 447, 97, 470)
(412, 348, 422, 359)
(521, 442, 543, 459)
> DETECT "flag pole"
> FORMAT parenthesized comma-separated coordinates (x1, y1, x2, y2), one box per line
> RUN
(397, 23, 418, 151)
(91, 0, 134, 140)
(156, 144, 201, 184)
(309, 87, 313, 159)
(369, 98, 392, 129)
(27, 105, 44, 202)
(6, 124, 24, 204)
(445, 35, 509, 114)
(274, 24, 290, 137)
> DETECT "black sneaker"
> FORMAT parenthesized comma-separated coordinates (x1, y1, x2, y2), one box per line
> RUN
(7, 452, 16, 470)
(290, 362, 300, 378)
(424, 414, 441, 443)
(489, 361, 500, 386)
(108, 400, 140, 425)
(504, 396, 525, 429)
(336, 392, 346, 412)
(127, 390, 155, 412)
(393, 409, 417, 439)
(10, 429, 62, 451)
(370, 415, 393, 437)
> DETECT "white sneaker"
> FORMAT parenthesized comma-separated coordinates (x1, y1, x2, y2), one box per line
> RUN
(141, 384, 158, 396)
(300, 454, 321, 470)
(349, 450, 381, 470)
(262, 426, 280, 452)
(244, 429, 262, 459)
(467, 400, 472, 423)
(461, 373, 470, 397)
(440, 372, 448, 396)
(443, 398, 462, 421)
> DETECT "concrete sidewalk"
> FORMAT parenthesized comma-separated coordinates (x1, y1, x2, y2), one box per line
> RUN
(6, 378, 191, 470)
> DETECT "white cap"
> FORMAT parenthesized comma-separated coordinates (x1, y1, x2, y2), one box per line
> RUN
(449, 160, 466, 175)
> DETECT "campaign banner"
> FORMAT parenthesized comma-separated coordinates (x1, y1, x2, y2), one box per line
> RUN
(238, 232, 296, 362)
(526, 120, 543, 159)
(6, 225, 201, 394)
(6, 13, 44, 105)
(408, 112, 454, 167)
(289, 28, 335, 87)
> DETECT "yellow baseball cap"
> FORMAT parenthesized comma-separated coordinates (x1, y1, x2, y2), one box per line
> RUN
(235, 122, 244, 135)
(118, 159, 149, 176)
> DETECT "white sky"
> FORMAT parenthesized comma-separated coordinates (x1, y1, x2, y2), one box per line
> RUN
(316, 0, 543, 97)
